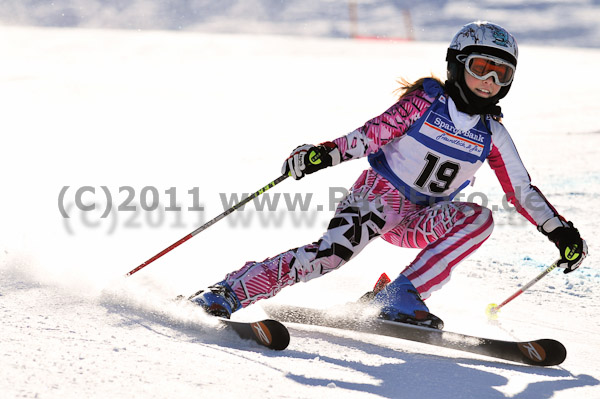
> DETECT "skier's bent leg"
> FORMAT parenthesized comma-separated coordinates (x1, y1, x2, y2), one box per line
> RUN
(224, 199, 392, 309)
(192, 169, 404, 317)
(371, 203, 493, 328)
(402, 203, 494, 299)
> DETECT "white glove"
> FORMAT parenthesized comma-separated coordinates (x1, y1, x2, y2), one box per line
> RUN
(281, 142, 341, 180)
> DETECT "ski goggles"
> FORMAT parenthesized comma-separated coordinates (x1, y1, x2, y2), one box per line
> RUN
(459, 53, 516, 86)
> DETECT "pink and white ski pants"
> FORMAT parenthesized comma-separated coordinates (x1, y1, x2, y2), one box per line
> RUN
(225, 169, 494, 308)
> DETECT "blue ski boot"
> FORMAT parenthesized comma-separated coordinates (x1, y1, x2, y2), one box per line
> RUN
(191, 281, 242, 319)
(372, 274, 444, 329)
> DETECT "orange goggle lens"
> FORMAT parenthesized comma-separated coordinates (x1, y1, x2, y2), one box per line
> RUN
(466, 56, 515, 86)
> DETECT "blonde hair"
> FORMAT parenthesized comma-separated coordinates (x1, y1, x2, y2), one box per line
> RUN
(394, 76, 444, 100)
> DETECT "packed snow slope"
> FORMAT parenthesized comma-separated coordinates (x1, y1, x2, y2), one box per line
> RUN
(1, 26, 599, 398)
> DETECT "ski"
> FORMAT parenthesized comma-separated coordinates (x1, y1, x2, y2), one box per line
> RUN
(219, 317, 290, 351)
(264, 304, 566, 366)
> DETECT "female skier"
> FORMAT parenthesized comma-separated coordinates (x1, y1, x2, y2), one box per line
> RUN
(192, 21, 587, 328)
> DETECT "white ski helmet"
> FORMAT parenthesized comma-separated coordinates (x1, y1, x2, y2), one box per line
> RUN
(445, 21, 518, 114)
(448, 21, 518, 67)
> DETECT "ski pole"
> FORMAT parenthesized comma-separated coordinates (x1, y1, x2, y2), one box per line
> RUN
(125, 174, 289, 277)
(486, 259, 560, 319)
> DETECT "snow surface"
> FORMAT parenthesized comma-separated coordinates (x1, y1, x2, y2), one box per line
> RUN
(1, 25, 600, 398)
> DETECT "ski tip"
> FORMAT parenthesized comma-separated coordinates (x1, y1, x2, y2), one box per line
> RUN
(225, 319, 290, 351)
(258, 319, 291, 351)
(518, 339, 567, 366)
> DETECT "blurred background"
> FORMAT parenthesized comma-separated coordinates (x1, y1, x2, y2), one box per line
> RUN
(1, 0, 600, 48)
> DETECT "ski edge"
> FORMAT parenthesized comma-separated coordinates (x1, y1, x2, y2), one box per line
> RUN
(263, 304, 566, 366)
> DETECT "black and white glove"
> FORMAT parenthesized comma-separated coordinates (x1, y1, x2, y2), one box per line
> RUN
(539, 217, 588, 273)
(281, 141, 341, 180)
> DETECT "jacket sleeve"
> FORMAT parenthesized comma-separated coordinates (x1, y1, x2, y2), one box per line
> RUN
(487, 120, 558, 227)
(331, 89, 436, 161)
